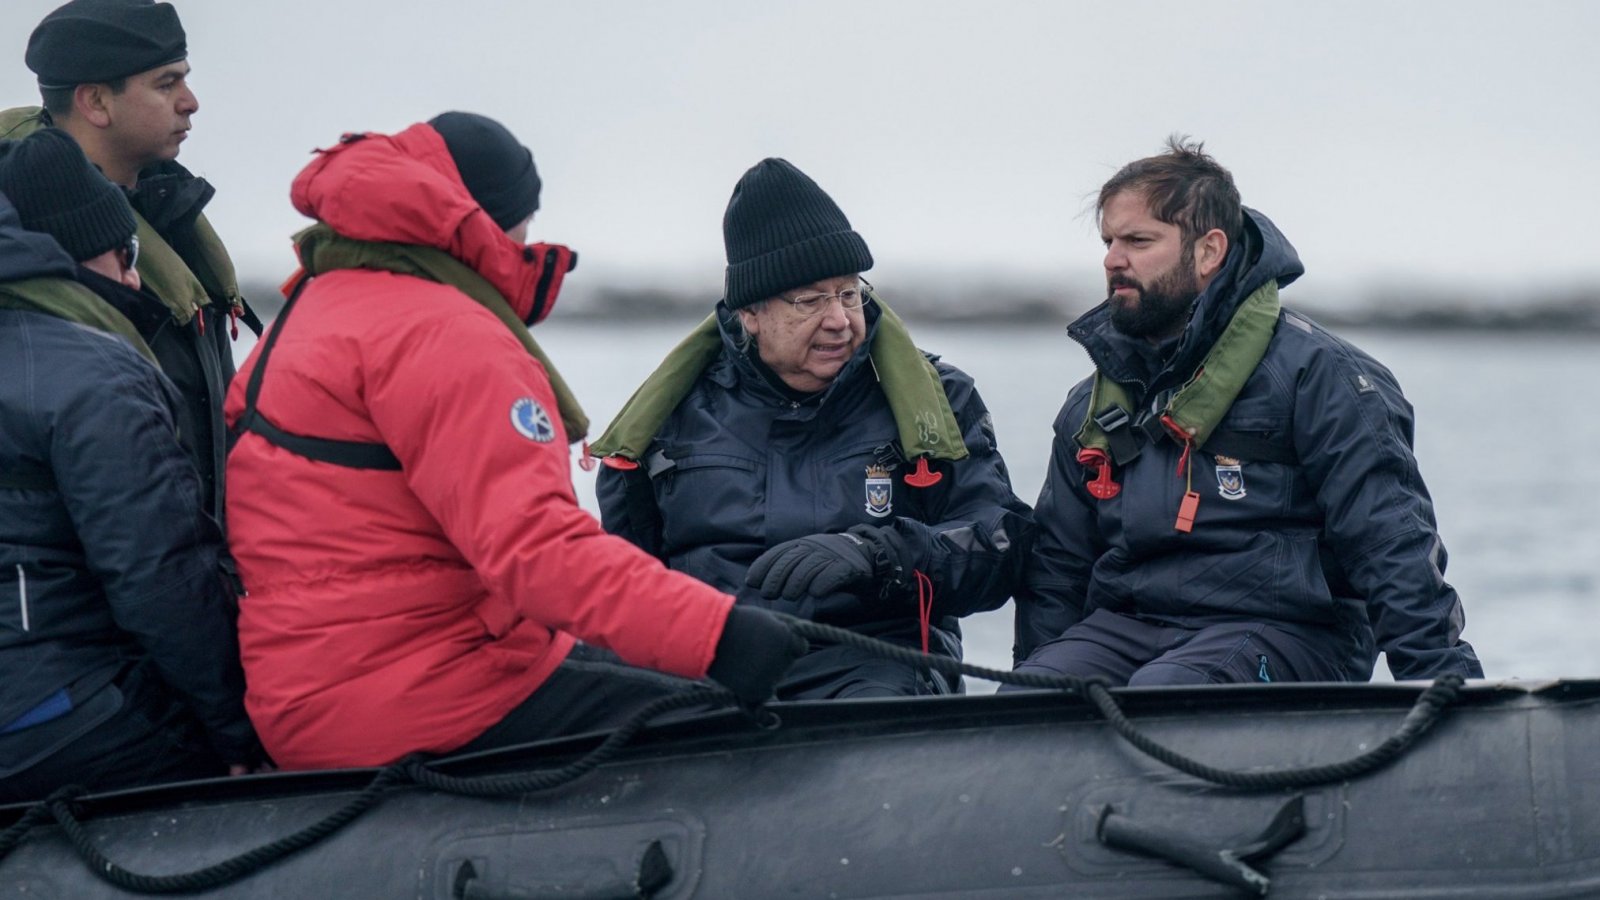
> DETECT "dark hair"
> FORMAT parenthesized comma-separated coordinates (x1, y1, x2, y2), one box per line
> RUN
(39, 77, 125, 118)
(1097, 134, 1243, 247)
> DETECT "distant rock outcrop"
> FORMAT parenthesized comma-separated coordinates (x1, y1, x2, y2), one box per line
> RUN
(239, 273, 1600, 331)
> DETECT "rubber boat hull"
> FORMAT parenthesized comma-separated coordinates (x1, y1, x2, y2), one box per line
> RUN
(2, 679, 1598, 898)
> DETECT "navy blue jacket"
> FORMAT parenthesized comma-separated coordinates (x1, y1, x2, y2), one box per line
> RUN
(0, 197, 256, 764)
(599, 303, 1032, 665)
(1016, 210, 1482, 681)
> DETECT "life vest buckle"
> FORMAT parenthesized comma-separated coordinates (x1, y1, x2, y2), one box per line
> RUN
(1093, 406, 1144, 466)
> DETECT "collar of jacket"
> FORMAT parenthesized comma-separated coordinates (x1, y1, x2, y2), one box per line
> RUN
(0, 276, 158, 365)
(589, 285, 967, 463)
(291, 224, 589, 441)
(1075, 278, 1280, 455)
(0, 106, 242, 327)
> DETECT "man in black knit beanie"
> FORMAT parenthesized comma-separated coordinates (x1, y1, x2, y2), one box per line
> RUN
(595, 157, 1035, 700)
(0, 126, 262, 801)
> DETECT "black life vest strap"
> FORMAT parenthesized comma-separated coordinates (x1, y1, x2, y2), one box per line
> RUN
(229, 275, 402, 471)
(1094, 404, 1298, 467)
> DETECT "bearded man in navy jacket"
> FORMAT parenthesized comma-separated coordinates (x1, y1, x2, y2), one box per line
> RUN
(1009, 137, 1481, 686)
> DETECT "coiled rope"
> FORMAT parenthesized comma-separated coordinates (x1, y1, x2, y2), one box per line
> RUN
(0, 615, 1464, 893)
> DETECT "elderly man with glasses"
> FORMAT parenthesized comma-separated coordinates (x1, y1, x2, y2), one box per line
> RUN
(593, 158, 1033, 700)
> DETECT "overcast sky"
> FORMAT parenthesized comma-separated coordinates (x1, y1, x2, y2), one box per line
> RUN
(4, 0, 1597, 299)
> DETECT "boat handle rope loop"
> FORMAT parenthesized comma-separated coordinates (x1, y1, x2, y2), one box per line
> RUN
(0, 613, 1465, 895)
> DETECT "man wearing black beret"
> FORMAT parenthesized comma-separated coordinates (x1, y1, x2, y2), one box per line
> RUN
(2, 0, 255, 551)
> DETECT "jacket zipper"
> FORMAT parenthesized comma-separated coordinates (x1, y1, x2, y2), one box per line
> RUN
(16, 564, 28, 632)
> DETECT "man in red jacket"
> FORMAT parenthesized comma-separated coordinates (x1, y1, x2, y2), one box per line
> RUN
(225, 112, 802, 769)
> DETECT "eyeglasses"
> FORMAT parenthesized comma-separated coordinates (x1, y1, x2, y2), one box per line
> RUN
(119, 234, 140, 272)
(775, 283, 869, 318)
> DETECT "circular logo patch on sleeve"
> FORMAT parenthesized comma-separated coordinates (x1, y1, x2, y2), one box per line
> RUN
(510, 397, 556, 442)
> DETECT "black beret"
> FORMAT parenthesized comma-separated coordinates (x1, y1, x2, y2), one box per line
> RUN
(26, 0, 187, 89)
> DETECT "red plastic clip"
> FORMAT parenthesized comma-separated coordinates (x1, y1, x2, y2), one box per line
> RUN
(904, 457, 943, 488)
(577, 441, 597, 472)
(1076, 448, 1121, 500)
(600, 456, 639, 471)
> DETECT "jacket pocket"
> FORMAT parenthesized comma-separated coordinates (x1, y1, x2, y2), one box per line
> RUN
(656, 452, 764, 550)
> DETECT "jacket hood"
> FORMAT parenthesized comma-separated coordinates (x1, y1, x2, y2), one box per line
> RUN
(1070, 207, 1303, 395)
(289, 123, 549, 322)
(0, 192, 78, 283)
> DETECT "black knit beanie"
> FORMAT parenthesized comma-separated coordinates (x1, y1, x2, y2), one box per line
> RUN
(722, 158, 873, 310)
(0, 128, 137, 262)
(428, 111, 541, 231)
(27, 0, 187, 89)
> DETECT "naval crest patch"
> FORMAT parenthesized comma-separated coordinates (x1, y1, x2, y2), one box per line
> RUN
(865, 463, 893, 518)
(1214, 455, 1246, 500)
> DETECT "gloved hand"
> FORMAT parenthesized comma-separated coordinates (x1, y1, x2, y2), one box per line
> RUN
(705, 605, 808, 705)
(745, 525, 911, 602)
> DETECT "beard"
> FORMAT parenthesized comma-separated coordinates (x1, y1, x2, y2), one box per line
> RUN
(1107, 247, 1201, 340)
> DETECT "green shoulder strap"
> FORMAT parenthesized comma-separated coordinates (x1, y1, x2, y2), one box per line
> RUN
(179, 212, 244, 313)
(1077, 280, 1281, 453)
(587, 314, 722, 460)
(293, 225, 589, 441)
(0, 276, 158, 365)
(132, 212, 211, 325)
(589, 287, 966, 462)
(871, 290, 967, 461)
(0, 106, 48, 140)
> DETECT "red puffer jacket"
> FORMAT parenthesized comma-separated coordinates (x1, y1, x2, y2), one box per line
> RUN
(225, 124, 733, 769)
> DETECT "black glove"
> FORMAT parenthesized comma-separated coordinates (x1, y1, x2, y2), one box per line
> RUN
(705, 605, 808, 705)
(745, 525, 911, 602)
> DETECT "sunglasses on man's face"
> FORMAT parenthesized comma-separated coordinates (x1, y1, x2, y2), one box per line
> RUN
(119, 234, 140, 272)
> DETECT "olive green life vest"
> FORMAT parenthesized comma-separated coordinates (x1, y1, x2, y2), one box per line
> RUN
(0, 276, 157, 365)
(589, 286, 967, 464)
(291, 225, 589, 440)
(1076, 279, 1282, 459)
(133, 209, 242, 326)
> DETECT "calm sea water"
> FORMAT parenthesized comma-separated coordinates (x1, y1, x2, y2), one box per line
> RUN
(237, 321, 1600, 688)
